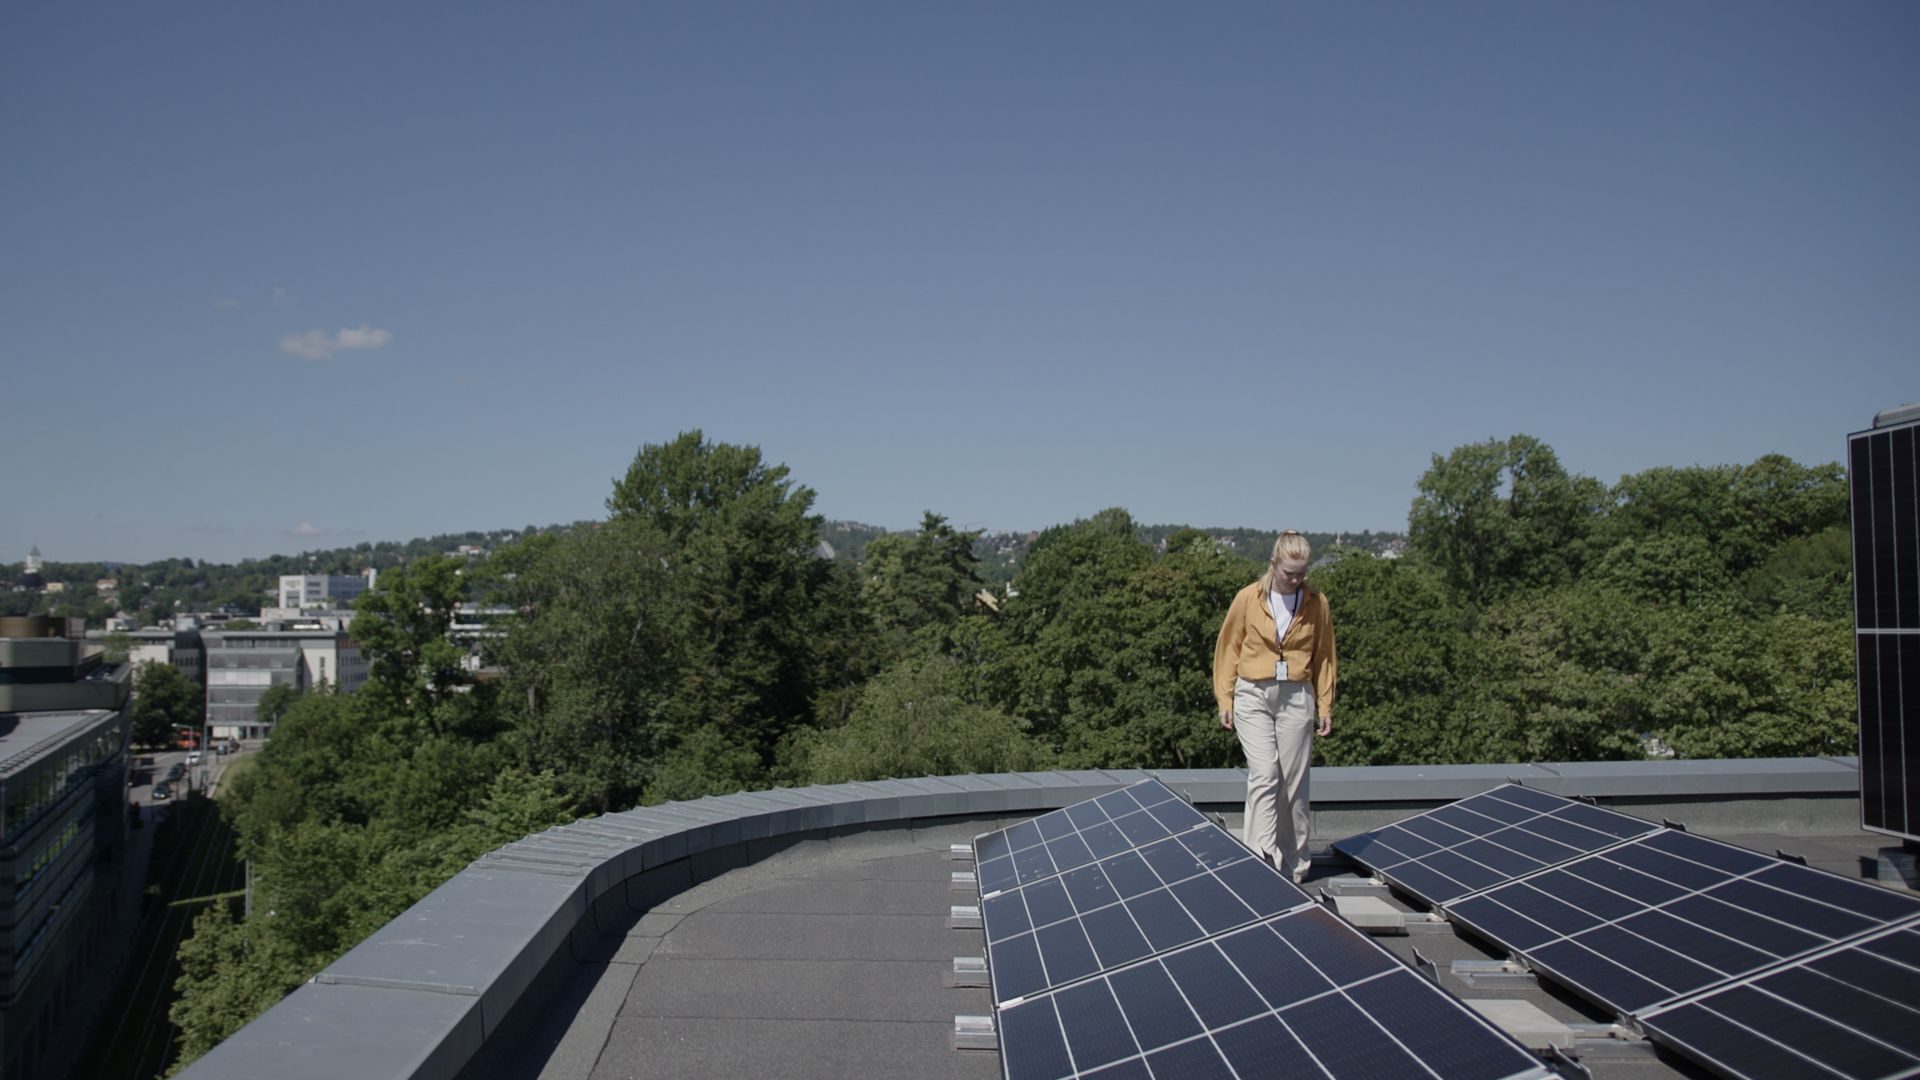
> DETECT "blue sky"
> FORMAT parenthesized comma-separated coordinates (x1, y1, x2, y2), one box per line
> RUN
(3, 1, 1915, 565)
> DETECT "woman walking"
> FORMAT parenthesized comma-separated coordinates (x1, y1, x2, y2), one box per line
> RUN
(1212, 530, 1337, 883)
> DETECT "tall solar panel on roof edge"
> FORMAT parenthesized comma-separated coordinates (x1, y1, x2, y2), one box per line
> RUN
(1851, 405, 1920, 843)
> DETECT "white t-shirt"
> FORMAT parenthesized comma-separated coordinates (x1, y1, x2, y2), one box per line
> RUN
(1269, 586, 1301, 646)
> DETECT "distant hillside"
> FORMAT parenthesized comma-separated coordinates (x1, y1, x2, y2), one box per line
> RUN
(817, 521, 891, 564)
(3, 518, 1404, 621)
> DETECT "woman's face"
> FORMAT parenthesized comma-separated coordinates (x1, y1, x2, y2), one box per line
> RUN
(1274, 558, 1308, 592)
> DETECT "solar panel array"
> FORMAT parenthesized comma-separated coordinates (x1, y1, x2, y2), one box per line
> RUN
(975, 781, 1212, 897)
(973, 780, 1551, 1080)
(995, 907, 1550, 1080)
(1333, 783, 1920, 1079)
(1851, 412, 1920, 843)
(1448, 829, 1920, 1014)
(1331, 783, 1657, 903)
(982, 823, 1306, 1004)
(1639, 922, 1920, 1080)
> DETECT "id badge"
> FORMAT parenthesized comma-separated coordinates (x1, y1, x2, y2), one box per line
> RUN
(1274, 659, 1289, 681)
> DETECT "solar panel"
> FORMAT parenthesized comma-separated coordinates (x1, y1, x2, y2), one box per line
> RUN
(1852, 411, 1920, 843)
(995, 905, 1550, 1080)
(974, 779, 1210, 896)
(1446, 830, 1920, 1015)
(982, 820, 1312, 1005)
(1330, 783, 1657, 904)
(1638, 922, 1920, 1080)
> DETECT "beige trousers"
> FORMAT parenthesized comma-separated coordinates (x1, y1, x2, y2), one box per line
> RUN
(1233, 676, 1314, 878)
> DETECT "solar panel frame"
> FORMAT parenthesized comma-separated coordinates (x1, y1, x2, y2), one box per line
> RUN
(1330, 783, 1659, 905)
(982, 819, 1313, 1006)
(1637, 920, 1920, 1080)
(974, 779, 1209, 896)
(995, 905, 1551, 1080)
(1444, 830, 1920, 1016)
(1851, 414, 1920, 844)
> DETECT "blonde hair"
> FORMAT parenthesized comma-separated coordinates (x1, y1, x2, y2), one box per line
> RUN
(1259, 530, 1313, 592)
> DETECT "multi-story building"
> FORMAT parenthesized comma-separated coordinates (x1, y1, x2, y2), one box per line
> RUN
(123, 626, 205, 690)
(0, 616, 130, 1080)
(202, 628, 365, 740)
(275, 573, 371, 612)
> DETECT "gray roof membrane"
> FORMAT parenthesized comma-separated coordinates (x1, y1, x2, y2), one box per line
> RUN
(178, 759, 1885, 1080)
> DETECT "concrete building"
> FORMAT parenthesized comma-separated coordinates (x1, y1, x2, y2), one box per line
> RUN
(123, 626, 205, 691)
(202, 628, 365, 740)
(276, 573, 371, 612)
(0, 616, 131, 1080)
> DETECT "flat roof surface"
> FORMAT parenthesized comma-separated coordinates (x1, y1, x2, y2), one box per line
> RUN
(0, 708, 115, 774)
(479, 796, 1904, 1080)
(486, 819, 997, 1080)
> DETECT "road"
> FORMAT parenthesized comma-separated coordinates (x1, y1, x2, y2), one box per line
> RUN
(67, 744, 255, 1080)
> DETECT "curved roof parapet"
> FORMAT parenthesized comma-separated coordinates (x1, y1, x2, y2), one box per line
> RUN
(176, 757, 1861, 1080)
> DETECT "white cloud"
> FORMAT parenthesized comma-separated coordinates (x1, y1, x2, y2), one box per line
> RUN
(283, 521, 365, 540)
(279, 324, 394, 361)
(335, 325, 392, 350)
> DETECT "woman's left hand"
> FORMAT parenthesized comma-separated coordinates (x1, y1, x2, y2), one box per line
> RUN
(1316, 715, 1332, 737)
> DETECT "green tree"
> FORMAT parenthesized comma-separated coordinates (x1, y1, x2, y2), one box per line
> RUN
(1741, 525, 1852, 620)
(860, 512, 985, 654)
(1310, 554, 1470, 766)
(798, 654, 1050, 783)
(1643, 609, 1855, 759)
(1407, 435, 1606, 605)
(1601, 456, 1845, 578)
(130, 661, 202, 749)
(497, 517, 680, 812)
(167, 901, 306, 1074)
(805, 558, 885, 732)
(1585, 533, 1733, 609)
(605, 431, 826, 764)
(1051, 539, 1255, 769)
(1461, 586, 1647, 764)
(351, 556, 471, 720)
(256, 684, 302, 730)
(997, 508, 1154, 741)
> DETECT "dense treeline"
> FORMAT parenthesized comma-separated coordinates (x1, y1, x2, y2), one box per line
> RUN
(165, 430, 1853, 1070)
(6, 516, 1398, 622)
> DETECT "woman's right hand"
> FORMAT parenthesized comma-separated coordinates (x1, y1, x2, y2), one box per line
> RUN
(1219, 708, 1233, 730)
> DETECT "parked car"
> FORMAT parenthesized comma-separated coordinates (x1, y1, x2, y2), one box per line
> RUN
(186, 751, 202, 765)
(152, 783, 172, 801)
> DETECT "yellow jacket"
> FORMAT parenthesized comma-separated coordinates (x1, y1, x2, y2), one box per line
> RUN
(1212, 580, 1337, 719)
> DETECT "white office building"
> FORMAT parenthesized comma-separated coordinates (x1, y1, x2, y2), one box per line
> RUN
(202, 628, 366, 740)
(277, 573, 372, 611)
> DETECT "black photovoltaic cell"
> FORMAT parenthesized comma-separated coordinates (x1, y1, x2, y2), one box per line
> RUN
(1639, 923, 1920, 1080)
(1447, 830, 1920, 1014)
(983, 820, 1310, 1005)
(1330, 783, 1657, 904)
(974, 780, 1208, 896)
(1852, 417, 1920, 843)
(997, 906, 1547, 1080)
